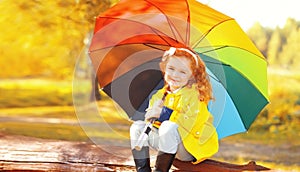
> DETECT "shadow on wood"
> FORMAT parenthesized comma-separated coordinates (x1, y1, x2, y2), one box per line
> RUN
(173, 159, 270, 172)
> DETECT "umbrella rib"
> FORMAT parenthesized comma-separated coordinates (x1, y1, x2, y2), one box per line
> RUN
(199, 45, 267, 61)
(185, 0, 190, 46)
(199, 45, 228, 54)
(143, 43, 168, 51)
(165, 16, 186, 45)
(207, 72, 220, 83)
(149, 27, 177, 46)
(144, 0, 186, 44)
(89, 42, 171, 54)
(191, 19, 234, 49)
(203, 60, 230, 67)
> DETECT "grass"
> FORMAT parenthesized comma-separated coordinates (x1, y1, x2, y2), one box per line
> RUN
(0, 106, 76, 118)
(0, 79, 75, 107)
(0, 121, 88, 141)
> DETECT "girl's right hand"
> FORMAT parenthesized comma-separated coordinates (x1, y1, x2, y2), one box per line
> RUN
(145, 107, 160, 120)
(145, 100, 163, 121)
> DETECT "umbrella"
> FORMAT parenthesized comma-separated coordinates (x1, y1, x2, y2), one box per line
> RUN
(88, 0, 269, 139)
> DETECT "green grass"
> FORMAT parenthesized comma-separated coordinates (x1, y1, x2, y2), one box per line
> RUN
(0, 78, 91, 108)
(0, 121, 89, 141)
(0, 106, 76, 118)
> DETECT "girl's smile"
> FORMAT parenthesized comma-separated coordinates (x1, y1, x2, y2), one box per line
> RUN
(164, 56, 193, 92)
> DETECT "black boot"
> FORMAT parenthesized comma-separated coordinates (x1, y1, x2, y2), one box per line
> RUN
(153, 151, 175, 172)
(132, 147, 151, 172)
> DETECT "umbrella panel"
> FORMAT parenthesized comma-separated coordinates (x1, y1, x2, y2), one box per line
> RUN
(201, 54, 269, 129)
(102, 58, 163, 120)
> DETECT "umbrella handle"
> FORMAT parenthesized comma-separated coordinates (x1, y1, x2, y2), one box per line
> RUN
(134, 122, 153, 151)
(134, 132, 149, 151)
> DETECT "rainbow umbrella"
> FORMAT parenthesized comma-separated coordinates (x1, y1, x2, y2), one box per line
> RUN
(88, 0, 269, 139)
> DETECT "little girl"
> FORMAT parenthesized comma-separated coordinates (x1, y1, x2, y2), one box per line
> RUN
(130, 47, 219, 172)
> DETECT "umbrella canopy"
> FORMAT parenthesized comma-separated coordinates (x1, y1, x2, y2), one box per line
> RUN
(88, 0, 269, 139)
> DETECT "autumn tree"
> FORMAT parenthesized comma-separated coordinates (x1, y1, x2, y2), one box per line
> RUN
(247, 22, 270, 57)
(279, 27, 300, 69)
(0, 0, 112, 79)
(267, 28, 282, 66)
(247, 18, 300, 70)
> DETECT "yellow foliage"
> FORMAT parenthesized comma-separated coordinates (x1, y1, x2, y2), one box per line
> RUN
(264, 68, 300, 124)
(0, 0, 111, 79)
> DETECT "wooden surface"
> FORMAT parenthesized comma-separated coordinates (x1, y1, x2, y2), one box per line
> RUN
(173, 159, 270, 172)
(0, 133, 270, 171)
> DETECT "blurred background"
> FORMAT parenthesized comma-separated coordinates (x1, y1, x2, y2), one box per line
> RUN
(0, 0, 299, 171)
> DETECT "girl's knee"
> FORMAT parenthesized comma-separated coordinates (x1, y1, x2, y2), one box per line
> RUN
(130, 120, 147, 149)
(159, 121, 178, 135)
(130, 120, 146, 134)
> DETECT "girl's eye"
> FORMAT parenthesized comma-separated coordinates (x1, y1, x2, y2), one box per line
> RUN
(168, 67, 174, 71)
(180, 71, 186, 74)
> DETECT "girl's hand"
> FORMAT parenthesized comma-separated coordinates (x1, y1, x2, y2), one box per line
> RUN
(145, 100, 163, 121)
(145, 107, 161, 120)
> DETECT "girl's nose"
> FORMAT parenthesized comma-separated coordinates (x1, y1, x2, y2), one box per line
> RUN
(169, 71, 179, 78)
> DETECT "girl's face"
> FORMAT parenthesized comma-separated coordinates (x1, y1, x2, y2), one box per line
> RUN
(164, 56, 193, 92)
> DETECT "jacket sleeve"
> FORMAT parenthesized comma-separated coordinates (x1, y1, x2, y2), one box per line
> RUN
(147, 89, 164, 110)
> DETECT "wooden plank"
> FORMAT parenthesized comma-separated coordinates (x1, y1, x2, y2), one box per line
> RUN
(0, 161, 115, 172)
(0, 133, 270, 171)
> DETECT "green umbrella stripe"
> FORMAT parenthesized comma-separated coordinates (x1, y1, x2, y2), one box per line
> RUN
(201, 54, 269, 129)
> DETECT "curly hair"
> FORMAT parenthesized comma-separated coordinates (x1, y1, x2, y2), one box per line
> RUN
(160, 47, 213, 102)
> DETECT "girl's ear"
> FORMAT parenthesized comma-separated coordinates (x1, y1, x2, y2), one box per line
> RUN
(159, 62, 165, 72)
